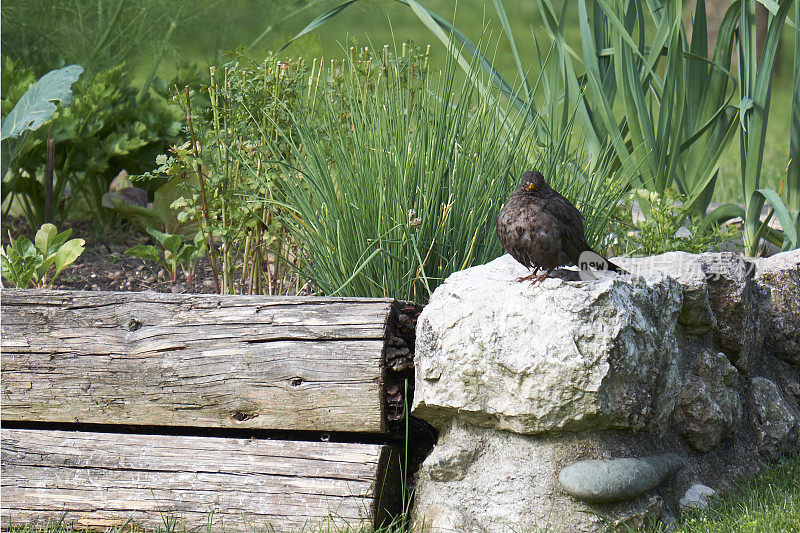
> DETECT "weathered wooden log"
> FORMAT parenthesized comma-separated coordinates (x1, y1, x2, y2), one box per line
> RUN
(1, 428, 402, 531)
(0, 289, 418, 433)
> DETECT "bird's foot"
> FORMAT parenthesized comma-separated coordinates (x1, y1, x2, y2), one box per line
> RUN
(516, 268, 540, 282)
(528, 268, 555, 286)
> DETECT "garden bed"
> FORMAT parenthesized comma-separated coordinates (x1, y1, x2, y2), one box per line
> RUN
(3, 217, 225, 294)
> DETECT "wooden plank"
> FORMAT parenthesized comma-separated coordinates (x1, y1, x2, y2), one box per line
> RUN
(1, 289, 394, 433)
(1, 428, 402, 531)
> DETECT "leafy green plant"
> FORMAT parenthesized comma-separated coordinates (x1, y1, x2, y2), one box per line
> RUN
(1, 62, 83, 227)
(285, 1, 734, 214)
(2, 59, 185, 230)
(0, 223, 85, 288)
(136, 47, 429, 295)
(102, 163, 198, 237)
(125, 228, 204, 283)
(717, 0, 798, 255)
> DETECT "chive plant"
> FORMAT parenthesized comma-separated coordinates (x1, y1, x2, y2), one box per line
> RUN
(256, 46, 623, 302)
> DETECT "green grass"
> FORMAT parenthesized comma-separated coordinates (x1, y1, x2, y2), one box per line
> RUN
(661, 452, 800, 533)
(136, 0, 800, 215)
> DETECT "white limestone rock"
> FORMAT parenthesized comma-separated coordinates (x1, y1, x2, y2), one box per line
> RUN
(412, 419, 678, 533)
(412, 504, 483, 533)
(679, 483, 717, 512)
(413, 419, 600, 533)
(412, 254, 683, 435)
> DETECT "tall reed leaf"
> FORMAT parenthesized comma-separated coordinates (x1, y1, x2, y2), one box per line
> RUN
(786, 0, 800, 247)
(737, 0, 796, 254)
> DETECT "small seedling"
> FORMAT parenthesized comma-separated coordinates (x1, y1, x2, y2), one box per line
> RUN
(0, 223, 85, 288)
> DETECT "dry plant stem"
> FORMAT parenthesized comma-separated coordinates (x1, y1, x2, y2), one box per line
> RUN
(184, 85, 220, 293)
(256, 238, 264, 295)
(240, 228, 251, 295)
(247, 234, 258, 296)
(44, 134, 54, 224)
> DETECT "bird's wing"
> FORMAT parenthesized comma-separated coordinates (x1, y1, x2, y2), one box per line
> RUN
(496, 205, 536, 268)
(546, 193, 590, 265)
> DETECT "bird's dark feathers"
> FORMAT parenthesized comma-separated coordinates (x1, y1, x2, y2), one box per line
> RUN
(496, 170, 624, 281)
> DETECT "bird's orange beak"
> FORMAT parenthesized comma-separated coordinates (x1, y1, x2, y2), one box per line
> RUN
(526, 183, 537, 191)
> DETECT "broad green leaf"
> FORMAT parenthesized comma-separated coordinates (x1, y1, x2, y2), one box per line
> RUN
(34, 255, 59, 284)
(124, 244, 162, 264)
(34, 223, 59, 256)
(176, 245, 196, 265)
(0, 65, 83, 140)
(700, 203, 746, 232)
(146, 228, 170, 244)
(52, 238, 86, 279)
(32, 224, 73, 259)
(161, 234, 183, 255)
(12, 235, 39, 259)
(756, 188, 799, 248)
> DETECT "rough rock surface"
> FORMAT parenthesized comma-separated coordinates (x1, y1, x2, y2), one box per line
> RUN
(614, 252, 716, 335)
(698, 253, 769, 371)
(412, 254, 682, 435)
(612, 496, 664, 531)
(673, 351, 741, 452)
(423, 435, 485, 482)
(412, 419, 680, 533)
(558, 453, 682, 502)
(753, 250, 800, 366)
(750, 377, 800, 459)
(413, 504, 481, 533)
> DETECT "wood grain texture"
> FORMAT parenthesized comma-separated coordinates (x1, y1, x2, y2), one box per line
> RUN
(1, 289, 394, 433)
(1, 428, 402, 531)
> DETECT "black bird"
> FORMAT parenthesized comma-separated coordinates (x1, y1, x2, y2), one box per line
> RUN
(496, 170, 625, 284)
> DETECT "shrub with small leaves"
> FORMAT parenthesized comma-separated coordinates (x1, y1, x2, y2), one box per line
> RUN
(0, 223, 85, 288)
(629, 189, 739, 256)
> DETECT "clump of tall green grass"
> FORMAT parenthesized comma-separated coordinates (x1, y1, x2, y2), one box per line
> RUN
(256, 47, 624, 303)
